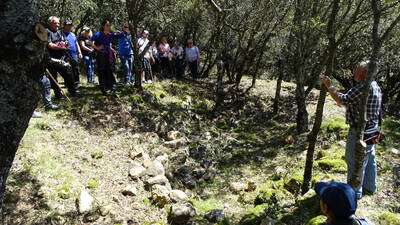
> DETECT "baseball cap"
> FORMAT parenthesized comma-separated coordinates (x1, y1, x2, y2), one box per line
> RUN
(315, 181, 357, 219)
(63, 19, 73, 25)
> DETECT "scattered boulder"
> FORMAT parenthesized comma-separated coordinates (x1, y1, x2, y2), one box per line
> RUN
(78, 190, 94, 214)
(168, 203, 196, 225)
(284, 176, 302, 195)
(155, 154, 169, 164)
(169, 190, 188, 203)
(151, 184, 171, 207)
(129, 164, 146, 179)
(164, 138, 186, 149)
(205, 209, 225, 223)
(230, 182, 246, 193)
(146, 160, 165, 177)
(142, 152, 153, 168)
(99, 205, 113, 216)
(245, 180, 257, 192)
(167, 131, 183, 141)
(260, 217, 276, 225)
(391, 148, 399, 155)
(129, 150, 143, 160)
(338, 140, 346, 147)
(121, 185, 138, 196)
(147, 175, 170, 187)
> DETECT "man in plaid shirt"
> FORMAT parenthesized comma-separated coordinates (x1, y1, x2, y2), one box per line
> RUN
(320, 61, 382, 199)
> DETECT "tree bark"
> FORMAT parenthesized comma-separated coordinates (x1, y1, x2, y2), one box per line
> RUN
(273, 57, 284, 116)
(0, 0, 44, 210)
(302, 0, 340, 194)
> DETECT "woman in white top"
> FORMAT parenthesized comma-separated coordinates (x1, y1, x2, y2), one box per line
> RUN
(171, 40, 185, 79)
(185, 39, 200, 79)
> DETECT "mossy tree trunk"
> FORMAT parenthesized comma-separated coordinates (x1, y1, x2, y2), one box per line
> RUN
(350, 0, 400, 188)
(0, 0, 45, 210)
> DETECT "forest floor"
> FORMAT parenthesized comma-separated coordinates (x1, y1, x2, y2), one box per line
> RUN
(2, 77, 400, 225)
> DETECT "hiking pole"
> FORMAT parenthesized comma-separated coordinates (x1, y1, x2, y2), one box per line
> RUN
(45, 69, 72, 103)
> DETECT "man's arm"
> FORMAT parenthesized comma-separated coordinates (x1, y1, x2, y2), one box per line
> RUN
(76, 40, 82, 59)
(320, 75, 362, 107)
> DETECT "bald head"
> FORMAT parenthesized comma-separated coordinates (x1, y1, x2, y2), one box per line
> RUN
(354, 60, 370, 82)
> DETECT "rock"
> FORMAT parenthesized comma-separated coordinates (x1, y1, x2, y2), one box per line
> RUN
(245, 180, 257, 192)
(338, 140, 346, 147)
(78, 190, 94, 214)
(205, 209, 225, 223)
(151, 185, 171, 207)
(167, 131, 183, 141)
(142, 153, 153, 168)
(99, 205, 113, 216)
(168, 203, 196, 225)
(391, 148, 399, 155)
(394, 166, 400, 187)
(147, 175, 170, 186)
(169, 190, 188, 203)
(155, 154, 169, 164)
(83, 212, 100, 223)
(121, 185, 137, 196)
(230, 182, 246, 193)
(143, 132, 159, 144)
(260, 217, 276, 225)
(129, 150, 143, 160)
(146, 160, 165, 176)
(129, 164, 146, 179)
(164, 138, 186, 149)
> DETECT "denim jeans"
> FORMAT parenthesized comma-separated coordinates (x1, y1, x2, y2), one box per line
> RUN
(40, 75, 52, 107)
(120, 54, 133, 83)
(346, 127, 378, 198)
(83, 55, 94, 83)
(188, 60, 199, 79)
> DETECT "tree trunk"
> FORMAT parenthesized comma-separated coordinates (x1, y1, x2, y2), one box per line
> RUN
(302, 0, 340, 194)
(0, 0, 44, 210)
(350, 0, 381, 189)
(273, 58, 284, 116)
(295, 83, 309, 134)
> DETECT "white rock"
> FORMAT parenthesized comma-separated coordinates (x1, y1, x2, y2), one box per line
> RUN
(129, 164, 146, 179)
(155, 154, 169, 164)
(229, 182, 246, 193)
(151, 184, 171, 207)
(146, 160, 165, 177)
(121, 185, 137, 196)
(168, 203, 196, 224)
(164, 138, 186, 149)
(391, 148, 399, 155)
(338, 140, 347, 147)
(78, 190, 94, 214)
(169, 190, 188, 203)
(147, 175, 170, 186)
(167, 131, 182, 141)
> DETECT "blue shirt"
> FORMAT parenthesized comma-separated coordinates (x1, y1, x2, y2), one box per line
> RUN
(63, 32, 78, 60)
(117, 32, 133, 56)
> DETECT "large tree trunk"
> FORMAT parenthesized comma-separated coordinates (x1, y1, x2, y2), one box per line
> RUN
(273, 57, 284, 116)
(0, 0, 44, 210)
(302, 0, 340, 194)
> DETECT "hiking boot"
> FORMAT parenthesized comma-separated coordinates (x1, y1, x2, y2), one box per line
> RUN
(45, 104, 59, 111)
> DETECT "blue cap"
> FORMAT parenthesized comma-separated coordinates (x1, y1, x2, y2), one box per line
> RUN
(315, 181, 357, 219)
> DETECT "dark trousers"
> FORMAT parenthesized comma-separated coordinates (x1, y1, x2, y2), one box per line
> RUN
(175, 59, 185, 80)
(40, 75, 52, 107)
(70, 58, 80, 86)
(188, 61, 199, 79)
(96, 53, 116, 93)
(160, 57, 172, 78)
(48, 58, 76, 97)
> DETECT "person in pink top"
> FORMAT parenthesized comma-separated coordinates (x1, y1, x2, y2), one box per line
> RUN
(158, 36, 172, 78)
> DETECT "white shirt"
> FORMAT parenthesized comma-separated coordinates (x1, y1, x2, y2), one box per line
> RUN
(185, 46, 199, 62)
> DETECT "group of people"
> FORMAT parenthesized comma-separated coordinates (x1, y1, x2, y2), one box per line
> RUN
(34, 16, 201, 115)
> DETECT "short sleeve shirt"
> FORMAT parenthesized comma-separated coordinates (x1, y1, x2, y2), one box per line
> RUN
(47, 28, 66, 59)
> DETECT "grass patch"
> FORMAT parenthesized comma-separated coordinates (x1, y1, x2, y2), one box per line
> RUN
(378, 211, 400, 225)
(317, 158, 347, 173)
(191, 198, 224, 215)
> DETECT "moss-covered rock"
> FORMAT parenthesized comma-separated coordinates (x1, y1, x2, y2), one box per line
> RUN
(378, 211, 400, 225)
(239, 204, 268, 225)
(284, 174, 303, 195)
(321, 117, 349, 139)
(306, 215, 327, 225)
(190, 198, 223, 215)
(317, 158, 347, 173)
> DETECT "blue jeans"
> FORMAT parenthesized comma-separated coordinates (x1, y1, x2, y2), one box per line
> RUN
(40, 75, 52, 107)
(83, 55, 94, 83)
(346, 128, 377, 198)
(120, 54, 133, 83)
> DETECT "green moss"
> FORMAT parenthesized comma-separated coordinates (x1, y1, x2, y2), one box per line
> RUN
(35, 121, 52, 130)
(378, 211, 400, 225)
(91, 150, 104, 159)
(239, 204, 268, 225)
(284, 174, 303, 195)
(56, 182, 71, 199)
(306, 215, 327, 225)
(317, 159, 347, 173)
(87, 178, 99, 190)
(191, 198, 223, 215)
(322, 117, 348, 133)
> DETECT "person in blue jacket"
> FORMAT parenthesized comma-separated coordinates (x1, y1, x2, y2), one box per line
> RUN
(117, 22, 134, 85)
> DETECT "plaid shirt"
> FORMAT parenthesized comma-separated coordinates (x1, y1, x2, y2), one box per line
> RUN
(338, 81, 382, 128)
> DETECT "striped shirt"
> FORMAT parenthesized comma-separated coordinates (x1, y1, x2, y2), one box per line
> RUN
(338, 81, 382, 129)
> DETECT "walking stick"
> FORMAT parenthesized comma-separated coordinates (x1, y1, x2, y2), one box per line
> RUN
(45, 69, 72, 103)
